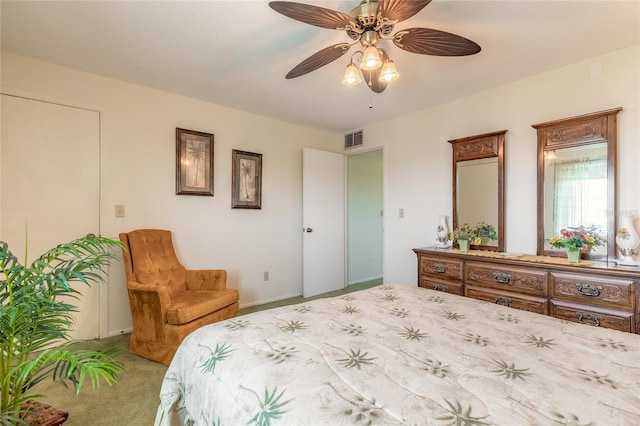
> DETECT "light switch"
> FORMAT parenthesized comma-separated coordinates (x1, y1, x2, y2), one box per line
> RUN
(399, 208, 404, 218)
(115, 204, 125, 218)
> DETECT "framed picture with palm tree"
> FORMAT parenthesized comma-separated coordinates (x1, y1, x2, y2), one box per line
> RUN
(232, 149, 262, 209)
(176, 128, 214, 196)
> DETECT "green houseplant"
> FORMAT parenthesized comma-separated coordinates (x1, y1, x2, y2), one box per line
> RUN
(1, 236, 125, 425)
(474, 221, 497, 244)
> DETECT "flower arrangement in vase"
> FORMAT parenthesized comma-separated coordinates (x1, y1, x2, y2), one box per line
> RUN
(547, 226, 605, 262)
(448, 223, 476, 253)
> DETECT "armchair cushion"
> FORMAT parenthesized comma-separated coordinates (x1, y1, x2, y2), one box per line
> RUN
(166, 289, 239, 325)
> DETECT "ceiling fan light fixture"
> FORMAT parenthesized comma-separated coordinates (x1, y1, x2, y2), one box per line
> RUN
(342, 62, 362, 85)
(379, 60, 399, 83)
(271, 0, 480, 94)
(360, 46, 383, 70)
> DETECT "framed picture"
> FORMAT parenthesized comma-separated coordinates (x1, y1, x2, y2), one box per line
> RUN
(232, 149, 262, 209)
(176, 128, 214, 196)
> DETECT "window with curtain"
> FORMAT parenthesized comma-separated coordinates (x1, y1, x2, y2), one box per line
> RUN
(553, 156, 607, 234)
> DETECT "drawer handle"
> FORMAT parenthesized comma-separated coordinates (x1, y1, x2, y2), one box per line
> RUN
(493, 272, 512, 285)
(433, 284, 448, 292)
(575, 283, 603, 297)
(576, 311, 602, 327)
(433, 263, 448, 273)
(493, 296, 512, 307)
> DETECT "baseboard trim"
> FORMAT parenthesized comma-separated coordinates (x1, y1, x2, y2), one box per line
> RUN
(239, 292, 302, 309)
(348, 276, 383, 286)
(107, 327, 133, 337)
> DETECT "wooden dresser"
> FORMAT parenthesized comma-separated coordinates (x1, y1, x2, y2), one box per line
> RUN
(413, 247, 640, 333)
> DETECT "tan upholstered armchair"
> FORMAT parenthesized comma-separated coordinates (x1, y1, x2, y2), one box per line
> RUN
(119, 229, 239, 365)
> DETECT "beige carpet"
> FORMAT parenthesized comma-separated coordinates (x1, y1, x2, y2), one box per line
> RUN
(31, 279, 381, 425)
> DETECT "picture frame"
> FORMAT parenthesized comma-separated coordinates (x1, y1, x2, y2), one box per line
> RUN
(232, 149, 262, 209)
(176, 128, 214, 196)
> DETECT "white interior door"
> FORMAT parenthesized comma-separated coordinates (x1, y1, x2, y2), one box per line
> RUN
(302, 148, 345, 298)
(1, 94, 101, 339)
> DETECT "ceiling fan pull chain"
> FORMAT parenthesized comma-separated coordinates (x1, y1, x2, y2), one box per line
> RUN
(369, 93, 373, 109)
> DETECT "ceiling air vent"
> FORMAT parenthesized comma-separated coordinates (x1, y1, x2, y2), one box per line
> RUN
(344, 130, 363, 149)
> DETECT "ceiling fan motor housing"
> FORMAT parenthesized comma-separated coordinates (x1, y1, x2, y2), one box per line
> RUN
(347, 0, 394, 41)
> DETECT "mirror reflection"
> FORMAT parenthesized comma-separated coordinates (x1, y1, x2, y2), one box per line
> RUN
(450, 130, 506, 252)
(543, 143, 608, 255)
(457, 158, 499, 247)
(534, 108, 620, 259)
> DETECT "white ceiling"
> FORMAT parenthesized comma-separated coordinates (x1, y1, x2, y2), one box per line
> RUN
(2, 0, 639, 133)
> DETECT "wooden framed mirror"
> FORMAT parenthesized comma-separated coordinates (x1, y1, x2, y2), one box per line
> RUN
(533, 108, 621, 260)
(449, 130, 506, 252)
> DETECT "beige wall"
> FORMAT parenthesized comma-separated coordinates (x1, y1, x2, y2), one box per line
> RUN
(2, 43, 638, 335)
(1, 51, 340, 335)
(346, 44, 639, 284)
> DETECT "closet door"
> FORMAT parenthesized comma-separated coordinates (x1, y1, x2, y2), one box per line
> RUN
(1, 94, 101, 339)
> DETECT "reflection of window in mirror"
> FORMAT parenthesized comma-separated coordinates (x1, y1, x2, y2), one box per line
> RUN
(534, 107, 620, 259)
(543, 143, 608, 254)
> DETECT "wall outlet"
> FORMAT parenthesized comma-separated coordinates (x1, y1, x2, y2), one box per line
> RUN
(263, 271, 270, 281)
(115, 204, 125, 217)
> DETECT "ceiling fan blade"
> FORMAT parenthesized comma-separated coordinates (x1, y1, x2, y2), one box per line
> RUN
(393, 28, 481, 56)
(360, 50, 389, 94)
(377, 0, 432, 23)
(285, 43, 352, 79)
(269, 1, 357, 30)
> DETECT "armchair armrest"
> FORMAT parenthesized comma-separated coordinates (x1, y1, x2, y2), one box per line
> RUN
(185, 269, 227, 291)
(126, 280, 173, 336)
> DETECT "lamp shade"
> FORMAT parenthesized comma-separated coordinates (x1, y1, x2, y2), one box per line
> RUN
(342, 63, 362, 85)
(379, 60, 399, 82)
(360, 46, 383, 70)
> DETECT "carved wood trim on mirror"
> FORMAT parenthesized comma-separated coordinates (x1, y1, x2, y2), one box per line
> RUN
(449, 130, 506, 253)
(533, 107, 622, 260)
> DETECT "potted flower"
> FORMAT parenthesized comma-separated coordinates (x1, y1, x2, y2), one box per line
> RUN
(547, 226, 605, 262)
(474, 221, 497, 245)
(448, 223, 476, 253)
(1, 236, 125, 425)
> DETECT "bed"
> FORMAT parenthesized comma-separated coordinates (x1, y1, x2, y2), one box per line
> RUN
(155, 285, 640, 425)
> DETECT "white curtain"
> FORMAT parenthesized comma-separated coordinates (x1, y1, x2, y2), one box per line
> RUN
(553, 156, 607, 233)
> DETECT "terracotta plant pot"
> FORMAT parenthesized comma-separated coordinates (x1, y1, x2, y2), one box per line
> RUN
(21, 401, 68, 426)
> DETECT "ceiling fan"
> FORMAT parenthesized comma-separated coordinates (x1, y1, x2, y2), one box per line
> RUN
(269, 0, 481, 93)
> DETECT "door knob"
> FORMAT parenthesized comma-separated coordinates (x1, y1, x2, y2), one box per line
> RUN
(304, 227, 313, 233)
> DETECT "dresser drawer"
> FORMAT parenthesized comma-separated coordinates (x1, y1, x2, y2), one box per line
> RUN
(419, 255, 463, 281)
(465, 261, 548, 296)
(465, 285, 548, 315)
(550, 301, 634, 333)
(550, 272, 634, 309)
(419, 276, 464, 296)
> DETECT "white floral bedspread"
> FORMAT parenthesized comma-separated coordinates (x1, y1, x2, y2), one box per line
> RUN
(155, 285, 640, 425)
